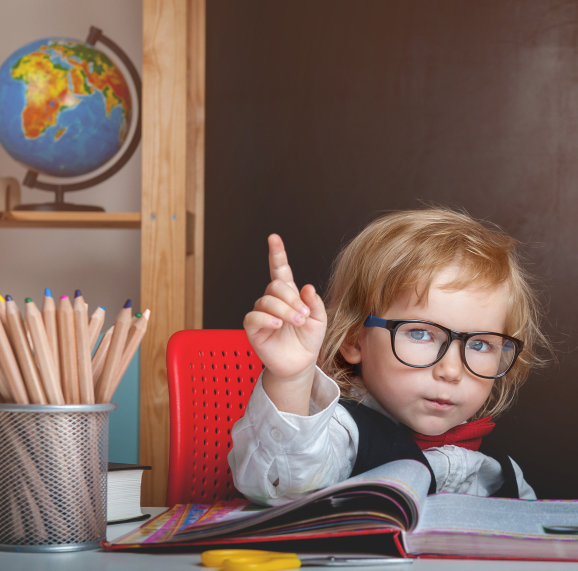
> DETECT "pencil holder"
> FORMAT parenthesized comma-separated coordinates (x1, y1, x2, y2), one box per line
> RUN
(0, 402, 117, 552)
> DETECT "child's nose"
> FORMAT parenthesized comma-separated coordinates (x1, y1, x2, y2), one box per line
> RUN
(432, 340, 463, 383)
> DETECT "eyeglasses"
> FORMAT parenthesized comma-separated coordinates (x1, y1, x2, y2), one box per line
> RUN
(363, 315, 524, 379)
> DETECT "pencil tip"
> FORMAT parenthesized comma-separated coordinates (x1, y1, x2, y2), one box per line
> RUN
(124, 299, 132, 309)
(135, 312, 142, 318)
(60, 295, 68, 299)
(100, 306, 105, 310)
(74, 290, 82, 298)
(5, 295, 12, 302)
(0, 295, 4, 302)
(45, 288, 52, 297)
(25, 297, 32, 303)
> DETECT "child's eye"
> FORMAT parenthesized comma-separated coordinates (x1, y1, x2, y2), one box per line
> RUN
(467, 339, 491, 352)
(409, 329, 432, 341)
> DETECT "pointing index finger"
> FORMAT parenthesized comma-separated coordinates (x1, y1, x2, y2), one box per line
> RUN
(268, 234, 297, 290)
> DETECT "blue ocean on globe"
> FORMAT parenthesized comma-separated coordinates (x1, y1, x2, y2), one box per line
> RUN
(0, 38, 132, 177)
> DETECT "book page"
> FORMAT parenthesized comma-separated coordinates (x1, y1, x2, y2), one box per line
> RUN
(414, 494, 578, 536)
(170, 459, 431, 539)
(164, 459, 431, 542)
(344, 459, 431, 527)
(106, 459, 432, 547)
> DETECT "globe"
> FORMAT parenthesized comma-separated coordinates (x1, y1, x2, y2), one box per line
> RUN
(0, 38, 132, 178)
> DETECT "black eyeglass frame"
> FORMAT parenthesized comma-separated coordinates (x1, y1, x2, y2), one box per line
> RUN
(363, 315, 524, 379)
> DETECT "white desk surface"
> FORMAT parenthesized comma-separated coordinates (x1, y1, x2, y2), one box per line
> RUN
(1, 508, 578, 570)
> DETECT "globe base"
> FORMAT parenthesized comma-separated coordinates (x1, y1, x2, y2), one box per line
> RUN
(13, 202, 105, 212)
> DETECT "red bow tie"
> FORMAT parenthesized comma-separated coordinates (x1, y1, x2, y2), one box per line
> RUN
(409, 416, 495, 452)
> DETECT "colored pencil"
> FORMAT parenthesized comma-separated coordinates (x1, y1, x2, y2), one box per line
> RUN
(56, 295, 80, 404)
(0, 294, 6, 328)
(0, 289, 151, 541)
(54, 414, 100, 536)
(131, 312, 142, 325)
(25, 298, 64, 405)
(24, 319, 34, 351)
(92, 326, 113, 386)
(87, 306, 105, 353)
(9, 494, 25, 540)
(126, 312, 142, 347)
(4, 420, 67, 539)
(0, 361, 12, 402)
(0, 291, 148, 405)
(95, 300, 132, 403)
(41, 288, 60, 386)
(73, 290, 94, 405)
(0, 317, 28, 404)
(20, 473, 48, 541)
(5, 295, 46, 404)
(103, 309, 150, 403)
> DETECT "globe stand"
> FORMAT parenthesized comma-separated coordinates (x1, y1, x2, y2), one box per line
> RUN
(14, 172, 105, 212)
(12, 26, 141, 213)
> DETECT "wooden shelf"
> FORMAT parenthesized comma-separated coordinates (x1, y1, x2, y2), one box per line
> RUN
(0, 211, 141, 229)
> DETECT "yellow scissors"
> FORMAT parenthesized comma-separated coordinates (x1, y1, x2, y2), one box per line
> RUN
(201, 549, 413, 571)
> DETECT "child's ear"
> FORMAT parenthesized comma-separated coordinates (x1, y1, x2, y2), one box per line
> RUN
(340, 338, 362, 364)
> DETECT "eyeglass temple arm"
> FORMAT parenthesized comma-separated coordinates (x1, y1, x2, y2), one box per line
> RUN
(363, 315, 388, 328)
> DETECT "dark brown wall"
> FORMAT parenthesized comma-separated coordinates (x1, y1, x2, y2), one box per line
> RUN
(205, 0, 578, 499)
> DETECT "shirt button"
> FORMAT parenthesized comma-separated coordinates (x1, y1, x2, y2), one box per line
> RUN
(271, 428, 283, 441)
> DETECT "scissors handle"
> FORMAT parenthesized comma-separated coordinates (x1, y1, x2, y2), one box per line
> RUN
(201, 549, 301, 571)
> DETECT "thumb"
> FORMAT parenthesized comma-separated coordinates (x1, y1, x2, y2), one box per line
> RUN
(300, 284, 326, 323)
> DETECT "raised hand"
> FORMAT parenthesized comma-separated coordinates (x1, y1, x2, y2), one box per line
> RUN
(244, 234, 327, 386)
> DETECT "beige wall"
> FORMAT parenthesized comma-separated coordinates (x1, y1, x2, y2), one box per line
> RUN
(0, 0, 142, 328)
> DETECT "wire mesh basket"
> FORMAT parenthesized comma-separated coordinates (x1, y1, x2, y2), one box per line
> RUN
(0, 403, 117, 552)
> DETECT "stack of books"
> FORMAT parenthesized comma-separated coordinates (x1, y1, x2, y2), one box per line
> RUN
(107, 463, 152, 525)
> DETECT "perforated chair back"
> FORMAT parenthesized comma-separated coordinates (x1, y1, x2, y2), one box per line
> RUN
(166, 329, 263, 506)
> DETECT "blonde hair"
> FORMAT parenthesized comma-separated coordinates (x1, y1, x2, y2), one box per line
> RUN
(320, 207, 551, 420)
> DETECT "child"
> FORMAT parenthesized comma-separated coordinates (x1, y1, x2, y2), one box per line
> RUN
(228, 207, 549, 506)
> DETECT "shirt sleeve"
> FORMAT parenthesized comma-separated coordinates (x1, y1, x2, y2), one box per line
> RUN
(511, 457, 537, 500)
(423, 446, 537, 499)
(227, 367, 358, 506)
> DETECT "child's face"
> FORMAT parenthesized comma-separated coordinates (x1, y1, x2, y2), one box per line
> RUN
(344, 267, 510, 435)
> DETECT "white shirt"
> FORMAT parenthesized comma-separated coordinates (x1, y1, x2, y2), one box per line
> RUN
(228, 367, 536, 506)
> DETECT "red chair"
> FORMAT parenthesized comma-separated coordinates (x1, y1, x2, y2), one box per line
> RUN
(165, 329, 264, 506)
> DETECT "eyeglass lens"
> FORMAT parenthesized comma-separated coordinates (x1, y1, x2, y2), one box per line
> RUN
(394, 322, 516, 377)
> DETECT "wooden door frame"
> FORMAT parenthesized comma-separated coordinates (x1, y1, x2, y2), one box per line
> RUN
(140, 0, 205, 506)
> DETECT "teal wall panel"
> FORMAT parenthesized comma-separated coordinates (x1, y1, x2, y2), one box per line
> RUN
(107, 347, 140, 464)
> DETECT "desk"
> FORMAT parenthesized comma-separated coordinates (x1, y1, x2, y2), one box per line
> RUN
(1, 508, 578, 570)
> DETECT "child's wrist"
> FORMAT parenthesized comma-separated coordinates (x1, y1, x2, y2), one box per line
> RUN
(263, 362, 316, 385)
(262, 364, 316, 415)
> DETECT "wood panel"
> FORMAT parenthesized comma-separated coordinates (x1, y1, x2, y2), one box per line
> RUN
(0, 211, 140, 229)
(185, 0, 205, 330)
(140, 0, 189, 506)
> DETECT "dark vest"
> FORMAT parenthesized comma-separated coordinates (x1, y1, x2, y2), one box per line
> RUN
(339, 400, 519, 498)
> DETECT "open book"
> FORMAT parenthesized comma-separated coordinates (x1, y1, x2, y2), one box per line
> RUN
(103, 460, 578, 560)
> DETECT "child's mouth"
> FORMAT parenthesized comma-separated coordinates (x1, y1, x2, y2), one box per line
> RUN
(425, 398, 455, 409)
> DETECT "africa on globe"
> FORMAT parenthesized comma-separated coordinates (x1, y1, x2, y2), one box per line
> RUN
(0, 38, 132, 178)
